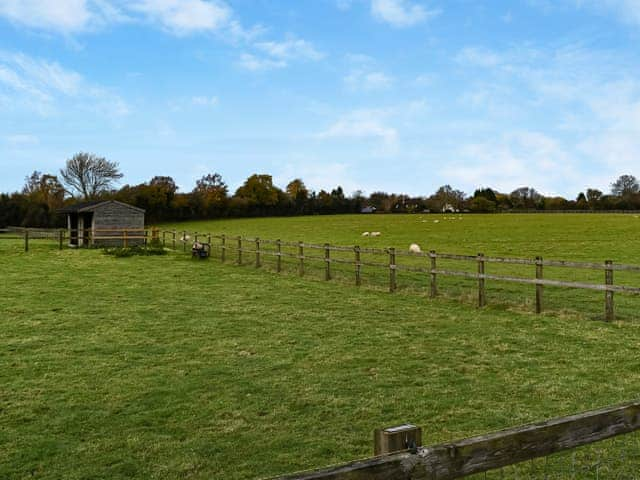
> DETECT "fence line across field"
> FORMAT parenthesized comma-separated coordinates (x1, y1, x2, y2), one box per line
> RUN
(160, 229, 640, 322)
(3, 227, 636, 321)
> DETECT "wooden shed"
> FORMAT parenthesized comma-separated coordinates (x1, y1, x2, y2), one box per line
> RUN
(59, 200, 145, 247)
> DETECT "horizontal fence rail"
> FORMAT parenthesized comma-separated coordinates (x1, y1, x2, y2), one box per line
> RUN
(158, 230, 640, 322)
(5, 227, 638, 321)
(273, 400, 640, 480)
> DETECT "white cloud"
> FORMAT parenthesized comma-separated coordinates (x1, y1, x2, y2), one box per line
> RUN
(236, 53, 286, 71)
(336, 0, 354, 11)
(344, 69, 393, 91)
(443, 131, 578, 195)
(275, 161, 362, 194)
(318, 109, 398, 145)
(254, 37, 325, 62)
(130, 0, 231, 35)
(5, 134, 39, 146)
(456, 47, 503, 68)
(239, 36, 324, 71)
(192, 95, 219, 106)
(0, 0, 93, 32)
(0, 51, 129, 117)
(0, 0, 241, 36)
(371, 0, 440, 27)
(0, 0, 128, 33)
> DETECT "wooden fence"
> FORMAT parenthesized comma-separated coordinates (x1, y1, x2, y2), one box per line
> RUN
(272, 400, 640, 479)
(1, 227, 152, 250)
(161, 231, 640, 322)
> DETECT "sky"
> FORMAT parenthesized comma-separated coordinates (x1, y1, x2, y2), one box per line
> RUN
(1, 0, 640, 198)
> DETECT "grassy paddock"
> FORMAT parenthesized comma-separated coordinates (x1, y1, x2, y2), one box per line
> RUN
(161, 214, 640, 320)
(3, 232, 640, 478)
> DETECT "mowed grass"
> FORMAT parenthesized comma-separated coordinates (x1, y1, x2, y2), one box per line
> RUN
(162, 214, 640, 321)
(162, 213, 640, 262)
(3, 234, 640, 479)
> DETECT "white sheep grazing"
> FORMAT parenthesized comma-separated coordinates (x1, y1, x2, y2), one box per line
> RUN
(361, 231, 370, 237)
(370, 231, 381, 237)
(409, 243, 422, 254)
(180, 234, 191, 242)
(433, 220, 440, 223)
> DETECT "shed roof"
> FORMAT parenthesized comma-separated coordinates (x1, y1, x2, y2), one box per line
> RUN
(58, 200, 145, 214)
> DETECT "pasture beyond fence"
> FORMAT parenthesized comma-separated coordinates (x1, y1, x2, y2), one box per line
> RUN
(4, 227, 640, 321)
(158, 230, 640, 322)
(273, 400, 640, 479)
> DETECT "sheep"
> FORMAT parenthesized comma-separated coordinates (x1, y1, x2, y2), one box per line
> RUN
(180, 234, 191, 242)
(370, 231, 381, 237)
(409, 243, 422, 254)
(433, 220, 440, 223)
(361, 231, 370, 237)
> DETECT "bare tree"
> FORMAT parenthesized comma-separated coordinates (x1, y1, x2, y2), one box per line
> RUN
(60, 152, 123, 199)
(611, 175, 639, 197)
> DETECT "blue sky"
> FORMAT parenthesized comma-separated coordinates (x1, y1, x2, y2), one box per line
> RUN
(1, 0, 640, 198)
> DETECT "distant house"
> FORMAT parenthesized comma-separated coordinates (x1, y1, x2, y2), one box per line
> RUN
(59, 200, 145, 247)
(442, 203, 458, 213)
(361, 206, 377, 214)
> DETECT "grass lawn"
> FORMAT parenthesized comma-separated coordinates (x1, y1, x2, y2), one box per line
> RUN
(161, 214, 640, 321)
(160, 213, 640, 263)
(3, 231, 640, 478)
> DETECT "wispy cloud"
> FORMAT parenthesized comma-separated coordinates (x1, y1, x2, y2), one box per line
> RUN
(236, 53, 286, 71)
(254, 37, 325, 62)
(344, 70, 393, 91)
(371, 0, 440, 27)
(0, 51, 129, 117)
(318, 109, 398, 145)
(191, 95, 219, 107)
(4, 134, 39, 146)
(0, 0, 127, 33)
(238, 36, 325, 71)
(129, 0, 231, 35)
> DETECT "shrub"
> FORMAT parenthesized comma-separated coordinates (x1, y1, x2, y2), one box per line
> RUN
(103, 244, 167, 257)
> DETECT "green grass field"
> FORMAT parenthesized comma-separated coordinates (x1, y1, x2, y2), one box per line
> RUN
(161, 213, 640, 321)
(3, 213, 640, 479)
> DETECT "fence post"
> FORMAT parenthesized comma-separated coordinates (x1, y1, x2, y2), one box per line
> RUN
(237, 237, 242, 265)
(255, 237, 261, 268)
(276, 240, 282, 272)
(355, 246, 362, 286)
(59, 229, 64, 250)
(183, 231, 186, 252)
(429, 250, 437, 297)
(195, 231, 198, 244)
(123, 230, 128, 248)
(478, 253, 486, 307)
(536, 256, 543, 314)
(24, 229, 29, 252)
(389, 247, 397, 293)
(207, 234, 211, 246)
(162, 230, 166, 247)
(605, 260, 614, 322)
(324, 243, 331, 281)
(144, 230, 148, 248)
(172, 230, 176, 250)
(221, 234, 226, 262)
(298, 242, 304, 276)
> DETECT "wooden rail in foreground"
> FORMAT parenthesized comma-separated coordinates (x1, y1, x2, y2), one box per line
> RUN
(273, 400, 640, 480)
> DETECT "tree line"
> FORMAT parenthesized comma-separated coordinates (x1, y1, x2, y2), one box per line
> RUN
(2, 152, 640, 228)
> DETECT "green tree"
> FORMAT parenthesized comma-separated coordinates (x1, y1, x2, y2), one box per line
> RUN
(586, 188, 602, 208)
(234, 174, 282, 213)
